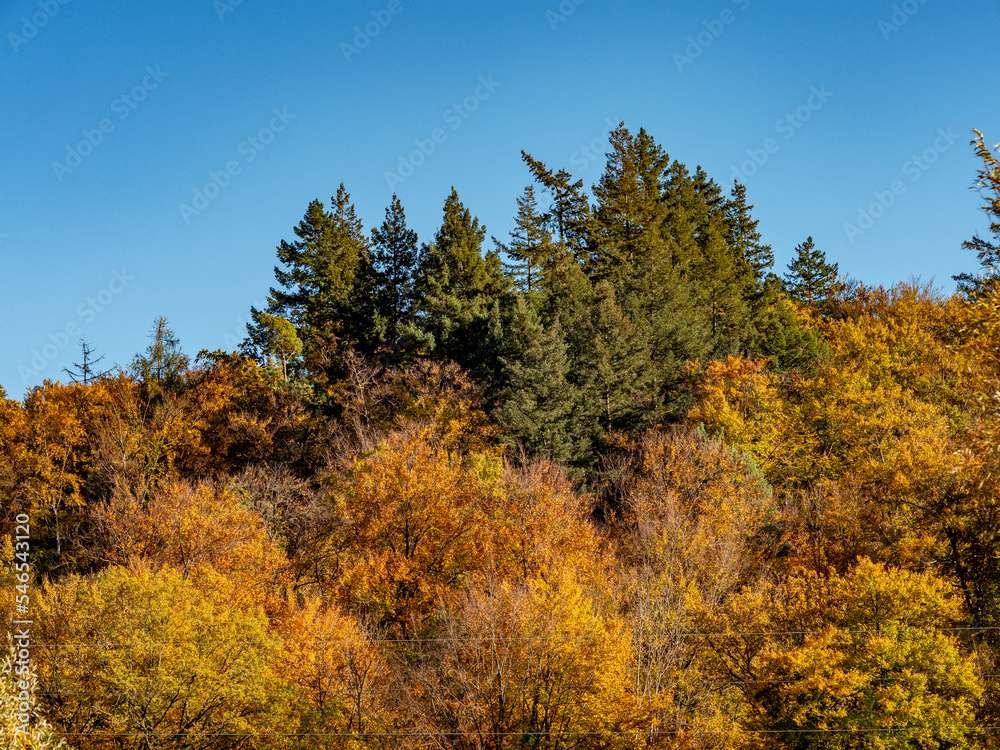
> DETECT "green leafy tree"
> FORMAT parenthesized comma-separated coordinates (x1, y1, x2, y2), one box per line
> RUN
(255, 313, 303, 379)
(784, 236, 839, 306)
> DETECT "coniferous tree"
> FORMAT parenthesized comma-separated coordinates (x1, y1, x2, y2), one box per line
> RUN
(726, 180, 774, 288)
(955, 129, 1000, 296)
(63, 337, 107, 385)
(579, 282, 654, 435)
(246, 184, 370, 370)
(784, 236, 839, 306)
(414, 188, 511, 375)
(371, 194, 419, 356)
(498, 185, 551, 295)
(132, 316, 188, 394)
(499, 300, 580, 464)
(521, 152, 595, 262)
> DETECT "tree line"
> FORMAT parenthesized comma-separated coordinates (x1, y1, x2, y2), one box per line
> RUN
(2, 126, 1000, 750)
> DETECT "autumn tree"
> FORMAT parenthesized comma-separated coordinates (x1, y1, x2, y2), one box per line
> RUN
(1, 646, 69, 750)
(724, 560, 982, 750)
(414, 570, 642, 750)
(327, 426, 504, 636)
(34, 564, 287, 750)
(277, 594, 398, 749)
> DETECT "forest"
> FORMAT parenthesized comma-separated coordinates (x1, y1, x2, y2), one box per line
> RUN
(3, 123, 1000, 749)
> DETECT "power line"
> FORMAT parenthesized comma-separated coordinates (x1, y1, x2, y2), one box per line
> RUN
(19, 624, 1000, 648)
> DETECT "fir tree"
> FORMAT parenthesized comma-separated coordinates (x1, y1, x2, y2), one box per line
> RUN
(954, 129, 1000, 296)
(371, 194, 419, 355)
(414, 188, 511, 375)
(499, 300, 580, 464)
(520, 152, 595, 262)
(579, 282, 654, 435)
(726, 180, 774, 287)
(784, 236, 839, 306)
(246, 184, 370, 366)
(498, 185, 551, 295)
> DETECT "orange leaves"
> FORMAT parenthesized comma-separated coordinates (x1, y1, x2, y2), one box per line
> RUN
(276, 594, 396, 745)
(415, 570, 642, 750)
(88, 479, 287, 612)
(332, 427, 504, 634)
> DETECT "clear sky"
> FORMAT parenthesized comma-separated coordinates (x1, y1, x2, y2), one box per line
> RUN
(2, 0, 999, 397)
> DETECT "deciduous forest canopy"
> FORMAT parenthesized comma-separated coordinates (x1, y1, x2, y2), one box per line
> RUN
(4, 125, 1000, 750)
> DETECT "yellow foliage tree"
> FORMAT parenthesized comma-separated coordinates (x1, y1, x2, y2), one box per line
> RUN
(706, 560, 981, 750)
(1, 646, 69, 750)
(33, 564, 287, 750)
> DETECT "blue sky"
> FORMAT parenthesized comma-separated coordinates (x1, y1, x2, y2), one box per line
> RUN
(2, 0, 999, 397)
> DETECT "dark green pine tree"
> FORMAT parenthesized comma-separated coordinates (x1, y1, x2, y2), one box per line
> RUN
(578, 282, 654, 436)
(753, 295, 829, 373)
(246, 184, 369, 364)
(413, 188, 511, 375)
(590, 123, 647, 285)
(370, 194, 419, 359)
(955, 130, 1000, 297)
(726, 180, 774, 288)
(498, 185, 552, 295)
(520, 152, 595, 263)
(784, 236, 839, 306)
(663, 163, 751, 354)
(499, 300, 581, 464)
